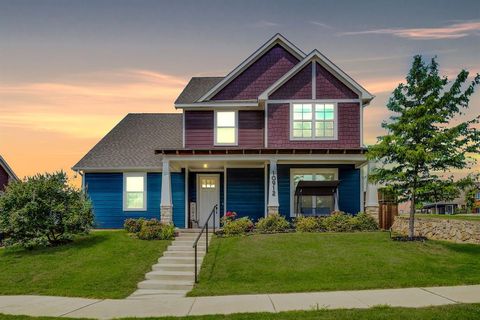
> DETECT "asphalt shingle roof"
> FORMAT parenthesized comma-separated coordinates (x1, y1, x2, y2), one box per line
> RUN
(73, 113, 182, 170)
(174, 77, 223, 104)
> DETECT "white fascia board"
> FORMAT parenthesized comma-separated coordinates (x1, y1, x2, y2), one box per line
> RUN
(0, 156, 19, 181)
(197, 34, 306, 102)
(175, 101, 259, 109)
(259, 50, 374, 104)
(165, 154, 367, 162)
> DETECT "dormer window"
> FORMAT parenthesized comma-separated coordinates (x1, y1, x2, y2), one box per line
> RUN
(291, 103, 337, 140)
(215, 111, 238, 145)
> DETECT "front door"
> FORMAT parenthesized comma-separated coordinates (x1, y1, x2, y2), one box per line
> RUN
(197, 174, 220, 228)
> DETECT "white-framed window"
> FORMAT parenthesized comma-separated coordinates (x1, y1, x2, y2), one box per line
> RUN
(475, 192, 480, 200)
(214, 110, 238, 145)
(289, 168, 338, 217)
(123, 172, 147, 211)
(290, 103, 337, 140)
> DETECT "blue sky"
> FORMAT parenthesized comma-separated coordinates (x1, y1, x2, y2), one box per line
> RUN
(0, 0, 479, 180)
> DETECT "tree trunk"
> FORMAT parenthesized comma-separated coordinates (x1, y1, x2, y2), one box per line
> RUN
(409, 190, 416, 239)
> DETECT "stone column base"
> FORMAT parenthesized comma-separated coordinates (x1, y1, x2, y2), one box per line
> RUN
(161, 205, 173, 224)
(267, 206, 279, 216)
(365, 206, 379, 222)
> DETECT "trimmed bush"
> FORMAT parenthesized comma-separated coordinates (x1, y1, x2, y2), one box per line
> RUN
(295, 216, 325, 232)
(223, 217, 254, 236)
(131, 219, 175, 240)
(256, 214, 290, 233)
(324, 211, 354, 232)
(124, 218, 145, 233)
(352, 212, 378, 231)
(0, 171, 93, 249)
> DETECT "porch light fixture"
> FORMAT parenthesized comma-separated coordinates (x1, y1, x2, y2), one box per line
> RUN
(203, 164, 208, 168)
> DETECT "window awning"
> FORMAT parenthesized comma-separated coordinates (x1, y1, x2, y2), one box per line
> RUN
(294, 180, 340, 196)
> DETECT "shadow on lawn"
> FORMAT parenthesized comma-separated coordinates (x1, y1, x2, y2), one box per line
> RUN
(437, 241, 480, 255)
(1, 232, 109, 257)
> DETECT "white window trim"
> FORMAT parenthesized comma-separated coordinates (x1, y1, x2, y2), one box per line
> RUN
(289, 102, 338, 141)
(123, 172, 147, 211)
(214, 110, 238, 146)
(289, 168, 338, 217)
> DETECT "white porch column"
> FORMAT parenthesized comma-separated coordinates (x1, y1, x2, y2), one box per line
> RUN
(267, 159, 280, 215)
(160, 158, 173, 224)
(365, 161, 379, 217)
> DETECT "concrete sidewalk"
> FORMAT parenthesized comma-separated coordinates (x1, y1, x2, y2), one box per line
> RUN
(0, 285, 479, 319)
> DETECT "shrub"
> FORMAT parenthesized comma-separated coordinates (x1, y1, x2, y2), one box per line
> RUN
(137, 219, 175, 240)
(223, 217, 254, 236)
(222, 211, 237, 223)
(124, 218, 145, 233)
(0, 171, 94, 249)
(256, 214, 290, 233)
(295, 216, 324, 232)
(351, 212, 378, 231)
(323, 211, 354, 232)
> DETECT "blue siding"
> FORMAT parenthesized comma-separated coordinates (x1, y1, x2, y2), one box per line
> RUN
(277, 164, 361, 218)
(85, 172, 185, 229)
(226, 168, 265, 221)
(338, 167, 360, 215)
(172, 171, 186, 228)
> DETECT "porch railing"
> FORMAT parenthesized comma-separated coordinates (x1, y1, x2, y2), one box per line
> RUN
(192, 204, 217, 283)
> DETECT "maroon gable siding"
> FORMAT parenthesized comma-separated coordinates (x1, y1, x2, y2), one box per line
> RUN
(270, 64, 312, 100)
(185, 110, 214, 148)
(185, 110, 264, 148)
(0, 166, 9, 192)
(316, 62, 358, 99)
(212, 44, 299, 101)
(238, 111, 264, 147)
(267, 103, 360, 148)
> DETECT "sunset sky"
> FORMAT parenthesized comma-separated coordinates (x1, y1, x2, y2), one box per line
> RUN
(1, 0, 479, 186)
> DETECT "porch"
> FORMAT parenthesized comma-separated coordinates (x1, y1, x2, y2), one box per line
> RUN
(157, 151, 378, 228)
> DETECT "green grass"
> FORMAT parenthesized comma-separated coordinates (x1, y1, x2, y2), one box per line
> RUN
(0, 231, 169, 299)
(401, 214, 480, 221)
(189, 232, 480, 296)
(1, 304, 480, 320)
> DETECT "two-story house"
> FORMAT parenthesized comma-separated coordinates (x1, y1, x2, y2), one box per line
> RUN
(73, 34, 376, 229)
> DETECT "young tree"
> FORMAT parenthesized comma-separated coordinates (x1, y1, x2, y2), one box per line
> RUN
(368, 55, 480, 238)
(0, 171, 94, 248)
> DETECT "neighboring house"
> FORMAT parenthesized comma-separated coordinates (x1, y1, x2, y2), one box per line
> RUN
(73, 34, 375, 229)
(0, 155, 19, 193)
(422, 183, 480, 214)
(473, 183, 480, 214)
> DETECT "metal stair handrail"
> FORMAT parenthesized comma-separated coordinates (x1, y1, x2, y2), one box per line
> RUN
(192, 204, 218, 283)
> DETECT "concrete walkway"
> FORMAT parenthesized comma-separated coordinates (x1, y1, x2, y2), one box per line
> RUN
(0, 285, 479, 319)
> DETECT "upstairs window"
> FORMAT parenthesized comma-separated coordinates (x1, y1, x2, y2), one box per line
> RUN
(291, 103, 337, 140)
(476, 192, 480, 200)
(215, 111, 237, 145)
(123, 173, 147, 211)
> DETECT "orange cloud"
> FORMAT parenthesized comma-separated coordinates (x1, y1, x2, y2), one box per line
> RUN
(341, 21, 480, 40)
(0, 70, 187, 184)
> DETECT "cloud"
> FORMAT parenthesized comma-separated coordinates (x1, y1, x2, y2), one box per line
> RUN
(340, 21, 480, 40)
(251, 20, 279, 28)
(310, 21, 332, 29)
(0, 69, 187, 138)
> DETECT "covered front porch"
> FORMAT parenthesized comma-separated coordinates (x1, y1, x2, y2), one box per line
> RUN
(157, 150, 377, 228)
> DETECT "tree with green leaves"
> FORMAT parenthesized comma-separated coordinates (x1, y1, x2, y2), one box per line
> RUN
(368, 55, 480, 238)
(0, 171, 94, 248)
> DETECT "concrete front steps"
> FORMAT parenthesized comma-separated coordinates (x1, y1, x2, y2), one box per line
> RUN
(128, 229, 212, 299)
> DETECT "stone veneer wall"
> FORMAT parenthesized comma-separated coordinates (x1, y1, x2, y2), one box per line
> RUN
(391, 216, 480, 244)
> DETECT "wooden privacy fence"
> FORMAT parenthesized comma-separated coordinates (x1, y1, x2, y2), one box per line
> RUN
(378, 189, 398, 230)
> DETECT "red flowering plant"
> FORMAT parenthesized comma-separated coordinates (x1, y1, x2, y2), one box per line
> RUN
(222, 211, 237, 224)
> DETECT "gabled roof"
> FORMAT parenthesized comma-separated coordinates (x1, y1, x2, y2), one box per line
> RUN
(175, 77, 223, 104)
(196, 33, 306, 102)
(72, 114, 182, 171)
(0, 155, 19, 181)
(259, 50, 374, 104)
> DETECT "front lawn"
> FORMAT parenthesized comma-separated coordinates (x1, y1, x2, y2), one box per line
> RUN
(189, 232, 480, 296)
(401, 214, 480, 221)
(0, 231, 169, 299)
(1, 304, 480, 320)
